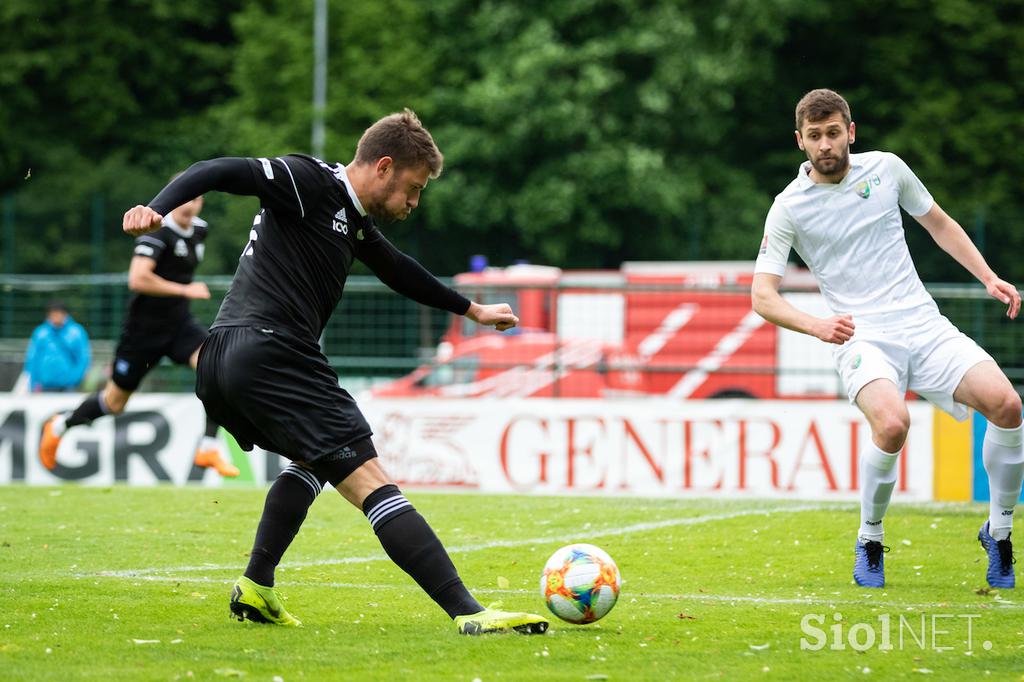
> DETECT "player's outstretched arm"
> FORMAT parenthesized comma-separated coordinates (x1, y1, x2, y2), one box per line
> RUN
(752, 273, 854, 344)
(355, 232, 472, 313)
(355, 234, 518, 330)
(915, 203, 1021, 319)
(125, 158, 265, 237)
(124, 158, 260, 237)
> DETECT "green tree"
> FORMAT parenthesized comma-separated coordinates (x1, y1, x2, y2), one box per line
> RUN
(418, 0, 826, 272)
(201, 0, 438, 272)
(0, 0, 241, 273)
(3, 0, 1023, 284)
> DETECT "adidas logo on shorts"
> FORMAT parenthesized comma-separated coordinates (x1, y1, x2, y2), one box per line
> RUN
(325, 446, 359, 461)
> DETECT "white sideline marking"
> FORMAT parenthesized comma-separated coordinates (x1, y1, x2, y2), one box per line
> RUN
(96, 574, 1024, 611)
(88, 503, 1023, 612)
(94, 504, 835, 578)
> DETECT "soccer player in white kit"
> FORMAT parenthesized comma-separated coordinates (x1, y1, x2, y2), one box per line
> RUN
(752, 88, 1024, 589)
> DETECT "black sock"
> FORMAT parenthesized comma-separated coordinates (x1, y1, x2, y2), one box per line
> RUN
(65, 392, 109, 428)
(244, 463, 326, 587)
(204, 413, 219, 438)
(363, 484, 483, 619)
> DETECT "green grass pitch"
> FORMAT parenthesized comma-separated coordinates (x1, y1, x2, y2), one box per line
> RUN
(1, 486, 1022, 680)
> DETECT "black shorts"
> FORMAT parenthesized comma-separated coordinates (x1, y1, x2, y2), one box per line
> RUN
(195, 325, 374, 480)
(111, 316, 209, 391)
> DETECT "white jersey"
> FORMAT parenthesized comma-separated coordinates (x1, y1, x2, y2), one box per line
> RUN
(755, 150, 935, 317)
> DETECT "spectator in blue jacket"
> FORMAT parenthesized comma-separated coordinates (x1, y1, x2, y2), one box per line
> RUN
(24, 301, 91, 392)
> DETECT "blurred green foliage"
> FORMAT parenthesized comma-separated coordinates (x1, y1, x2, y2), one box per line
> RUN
(1, 0, 1022, 279)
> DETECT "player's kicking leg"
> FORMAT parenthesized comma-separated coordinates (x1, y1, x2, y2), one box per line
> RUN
(232, 448, 547, 633)
(852, 379, 908, 588)
(954, 362, 1023, 588)
(345, 455, 547, 634)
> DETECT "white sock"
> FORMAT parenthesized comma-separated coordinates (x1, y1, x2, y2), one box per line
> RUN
(859, 442, 900, 542)
(199, 436, 220, 452)
(51, 413, 69, 438)
(983, 422, 1024, 541)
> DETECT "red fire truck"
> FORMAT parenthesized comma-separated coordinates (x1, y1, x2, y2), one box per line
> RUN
(372, 262, 839, 399)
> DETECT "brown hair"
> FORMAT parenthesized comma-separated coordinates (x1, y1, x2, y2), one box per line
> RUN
(795, 89, 851, 131)
(354, 108, 444, 178)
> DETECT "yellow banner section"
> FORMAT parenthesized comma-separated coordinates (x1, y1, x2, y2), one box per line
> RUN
(932, 409, 972, 501)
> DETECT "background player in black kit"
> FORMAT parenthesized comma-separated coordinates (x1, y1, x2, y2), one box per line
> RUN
(121, 109, 548, 635)
(38, 194, 239, 478)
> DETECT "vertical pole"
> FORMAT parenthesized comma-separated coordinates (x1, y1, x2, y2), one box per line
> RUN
(2, 194, 15, 336)
(311, 0, 328, 159)
(552, 281, 561, 398)
(2, 194, 13, 274)
(313, 0, 328, 354)
(419, 304, 432, 357)
(689, 207, 703, 260)
(91, 192, 105, 274)
(91, 193, 105, 329)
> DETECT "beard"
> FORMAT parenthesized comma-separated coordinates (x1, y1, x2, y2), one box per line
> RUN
(366, 175, 406, 224)
(808, 144, 851, 181)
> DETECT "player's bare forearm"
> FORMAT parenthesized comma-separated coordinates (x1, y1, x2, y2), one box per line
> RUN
(128, 264, 210, 300)
(921, 212, 994, 283)
(128, 271, 183, 297)
(752, 287, 817, 335)
(917, 205, 1020, 318)
(751, 274, 854, 344)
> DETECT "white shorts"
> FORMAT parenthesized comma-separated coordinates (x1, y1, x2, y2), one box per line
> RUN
(833, 305, 993, 421)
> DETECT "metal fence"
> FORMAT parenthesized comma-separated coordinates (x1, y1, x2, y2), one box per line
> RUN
(3, 274, 1024, 395)
(0, 274, 451, 392)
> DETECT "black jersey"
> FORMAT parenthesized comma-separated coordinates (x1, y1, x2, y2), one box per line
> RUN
(212, 155, 377, 341)
(146, 154, 470, 347)
(127, 216, 208, 327)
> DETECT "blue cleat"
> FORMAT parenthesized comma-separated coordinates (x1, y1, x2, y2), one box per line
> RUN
(853, 539, 888, 588)
(978, 522, 1015, 589)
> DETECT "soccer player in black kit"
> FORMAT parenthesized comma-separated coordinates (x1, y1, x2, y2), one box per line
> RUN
(121, 110, 548, 635)
(39, 194, 239, 478)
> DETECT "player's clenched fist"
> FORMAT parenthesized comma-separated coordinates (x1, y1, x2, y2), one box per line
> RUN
(465, 302, 520, 332)
(123, 205, 163, 237)
(815, 314, 855, 345)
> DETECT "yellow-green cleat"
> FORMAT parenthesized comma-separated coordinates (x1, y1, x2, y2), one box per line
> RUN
(455, 604, 549, 635)
(229, 576, 301, 627)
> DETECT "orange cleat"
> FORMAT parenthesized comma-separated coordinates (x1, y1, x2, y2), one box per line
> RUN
(38, 415, 63, 470)
(194, 447, 240, 477)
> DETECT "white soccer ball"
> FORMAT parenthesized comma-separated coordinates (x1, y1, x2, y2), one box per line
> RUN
(539, 543, 621, 624)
